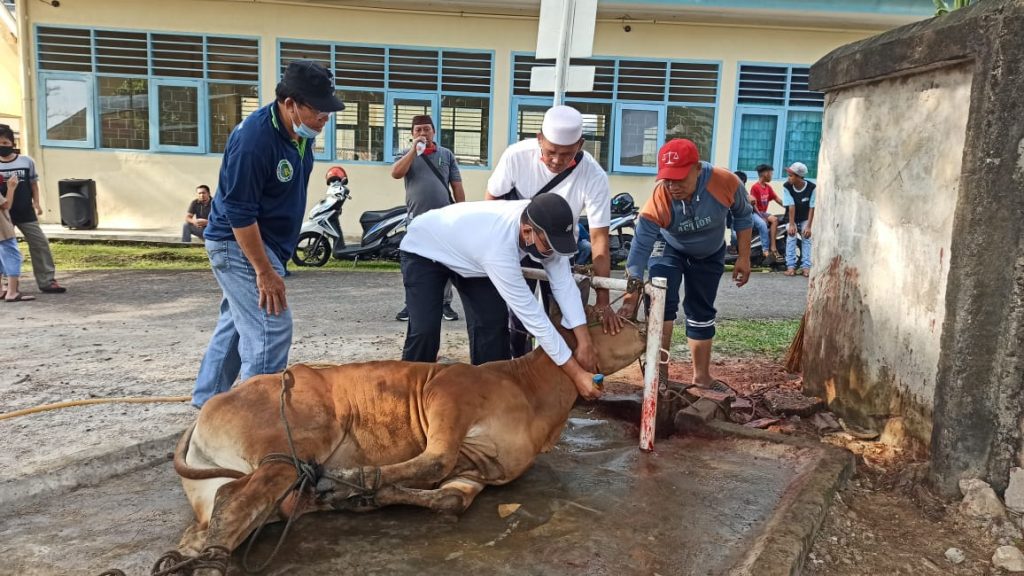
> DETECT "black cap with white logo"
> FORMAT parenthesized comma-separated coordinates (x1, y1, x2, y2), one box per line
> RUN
(525, 194, 578, 256)
(280, 60, 346, 113)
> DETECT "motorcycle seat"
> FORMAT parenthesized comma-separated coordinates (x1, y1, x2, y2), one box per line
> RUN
(360, 206, 407, 226)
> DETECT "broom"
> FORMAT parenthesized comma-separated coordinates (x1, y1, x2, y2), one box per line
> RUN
(783, 311, 807, 373)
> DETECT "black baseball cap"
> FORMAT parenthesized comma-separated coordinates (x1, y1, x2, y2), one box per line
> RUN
(279, 60, 345, 113)
(525, 194, 577, 256)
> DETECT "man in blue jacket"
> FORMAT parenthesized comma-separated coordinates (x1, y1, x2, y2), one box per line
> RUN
(191, 61, 345, 408)
(619, 139, 753, 389)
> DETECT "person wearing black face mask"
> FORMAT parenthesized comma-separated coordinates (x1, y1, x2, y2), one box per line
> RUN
(0, 124, 66, 295)
(399, 194, 603, 401)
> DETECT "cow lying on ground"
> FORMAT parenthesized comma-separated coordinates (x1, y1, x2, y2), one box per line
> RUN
(172, 307, 646, 565)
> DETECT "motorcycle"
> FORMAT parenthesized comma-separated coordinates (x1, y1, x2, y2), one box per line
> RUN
(726, 212, 791, 269)
(577, 192, 638, 269)
(292, 166, 408, 267)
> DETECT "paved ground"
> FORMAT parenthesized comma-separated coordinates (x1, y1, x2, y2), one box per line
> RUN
(0, 408, 829, 576)
(0, 268, 806, 493)
(0, 267, 832, 575)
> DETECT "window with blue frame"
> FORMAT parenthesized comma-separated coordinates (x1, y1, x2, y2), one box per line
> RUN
(279, 42, 493, 166)
(36, 26, 260, 153)
(732, 64, 824, 179)
(509, 54, 720, 174)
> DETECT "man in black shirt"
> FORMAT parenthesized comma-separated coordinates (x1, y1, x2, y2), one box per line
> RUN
(181, 184, 213, 243)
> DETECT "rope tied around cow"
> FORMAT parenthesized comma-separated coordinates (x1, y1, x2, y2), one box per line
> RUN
(96, 545, 229, 576)
(241, 367, 381, 574)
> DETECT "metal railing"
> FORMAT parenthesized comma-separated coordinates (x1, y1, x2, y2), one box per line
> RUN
(521, 268, 668, 451)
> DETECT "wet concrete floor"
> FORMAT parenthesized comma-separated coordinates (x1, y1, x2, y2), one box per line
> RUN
(1, 411, 819, 576)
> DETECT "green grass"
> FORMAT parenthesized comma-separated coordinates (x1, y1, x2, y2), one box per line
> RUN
(21, 240, 401, 272)
(672, 318, 800, 359)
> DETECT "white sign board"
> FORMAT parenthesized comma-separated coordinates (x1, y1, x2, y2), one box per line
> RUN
(530, 65, 596, 93)
(535, 0, 597, 59)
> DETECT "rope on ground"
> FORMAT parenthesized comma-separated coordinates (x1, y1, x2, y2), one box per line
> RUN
(0, 396, 192, 421)
(96, 545, 229, 576)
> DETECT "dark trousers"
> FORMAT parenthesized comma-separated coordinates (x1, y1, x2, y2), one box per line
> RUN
(401, 251, 510, 365)
(509, 256, 553, 358)
(649, 241, 726, 340)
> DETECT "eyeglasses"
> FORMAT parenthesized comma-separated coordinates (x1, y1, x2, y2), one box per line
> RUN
(300, 103, 330, 122)
(532, 231, 555, 257)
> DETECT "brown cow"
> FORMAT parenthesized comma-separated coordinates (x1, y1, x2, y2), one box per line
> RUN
(173, 308, 646, 565)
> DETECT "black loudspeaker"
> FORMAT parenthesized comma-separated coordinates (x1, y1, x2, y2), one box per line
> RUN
(58, 178, 98, 229)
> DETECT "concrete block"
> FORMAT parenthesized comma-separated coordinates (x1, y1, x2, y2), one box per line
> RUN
(1004, 467, 1024, 514)
(959, 478, 1007, 522)
(993, 546, 1024, 573)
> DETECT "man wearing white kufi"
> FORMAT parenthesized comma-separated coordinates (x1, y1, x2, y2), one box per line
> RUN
(486, 105, 623, 358)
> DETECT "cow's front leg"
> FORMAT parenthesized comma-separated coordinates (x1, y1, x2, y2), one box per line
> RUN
(320, 400, 473, 505)
(320, 447, 460, 502)
(374, 477, 485, 516)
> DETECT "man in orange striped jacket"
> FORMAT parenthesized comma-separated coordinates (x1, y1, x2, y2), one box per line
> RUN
(618, 139, 753, 389)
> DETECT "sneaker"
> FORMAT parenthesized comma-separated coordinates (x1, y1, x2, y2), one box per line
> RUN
(395, 308, 409, 322)
(442, 304, 459, 321)
(40, 280, 67, 293)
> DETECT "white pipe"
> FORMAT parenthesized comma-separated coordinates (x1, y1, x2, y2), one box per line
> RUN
(521, 267, 628, 291)
(639, 276, 667, 451)
(520, 267, 669, 451)
(552, 0, 574, 106)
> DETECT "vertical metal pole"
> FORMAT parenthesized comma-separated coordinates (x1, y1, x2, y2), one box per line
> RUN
(640, 277, 668, 452)
(552, 0, 574, 106)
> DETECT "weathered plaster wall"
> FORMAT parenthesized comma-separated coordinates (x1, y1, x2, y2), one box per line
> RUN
(803, 66, 972, 444)
(810, 0, 1024, 496)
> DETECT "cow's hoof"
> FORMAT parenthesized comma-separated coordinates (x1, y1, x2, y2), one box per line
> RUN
(433, 493, 466, 516)
(436, 511, 460, 524)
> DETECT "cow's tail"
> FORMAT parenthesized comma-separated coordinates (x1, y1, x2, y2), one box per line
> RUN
(173, 421, 246, 480)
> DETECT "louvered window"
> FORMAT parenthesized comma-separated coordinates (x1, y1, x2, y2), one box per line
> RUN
(734, 64, 824, 179)
(37, 27, 92, 72)
(286, 42, 494, 165)
(510, 53, 719, 173)
(334, 45, 385, 90)
(36, 26, 260, 153)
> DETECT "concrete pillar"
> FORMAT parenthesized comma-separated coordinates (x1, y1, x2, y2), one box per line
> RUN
(806, 0, 1024, 496)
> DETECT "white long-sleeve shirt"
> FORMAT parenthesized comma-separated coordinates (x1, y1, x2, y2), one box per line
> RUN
(400, 200, 587, 365)
(486, 139, 611, 229)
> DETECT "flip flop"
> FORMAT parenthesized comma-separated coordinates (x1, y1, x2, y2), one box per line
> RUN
(5, 293, 36, 302)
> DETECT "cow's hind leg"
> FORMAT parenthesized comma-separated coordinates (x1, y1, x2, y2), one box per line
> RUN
(190, 462, 297, 568)
(374, 477, 485, 516)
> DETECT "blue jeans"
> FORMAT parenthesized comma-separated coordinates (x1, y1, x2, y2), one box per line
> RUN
(751, 212, 770, 253)
(576, 238, 592, 265)
(192, 239, 293, 407)
(786, 221, 812, 270)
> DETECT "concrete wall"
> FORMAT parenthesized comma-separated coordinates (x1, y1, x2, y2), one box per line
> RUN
(19, 0, 881, 230)
(804, 66, 972, 445)
(808, 0, 1024, 496)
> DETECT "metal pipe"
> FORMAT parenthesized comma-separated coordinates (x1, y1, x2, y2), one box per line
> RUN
(552, 0, 574, 106)
(640, 277, 667, 451)
(519, 267, 669, 450)
(521, 267, 628, 291)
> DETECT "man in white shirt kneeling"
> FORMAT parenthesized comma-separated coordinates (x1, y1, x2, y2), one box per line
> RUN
(399, 193, 603, 400)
